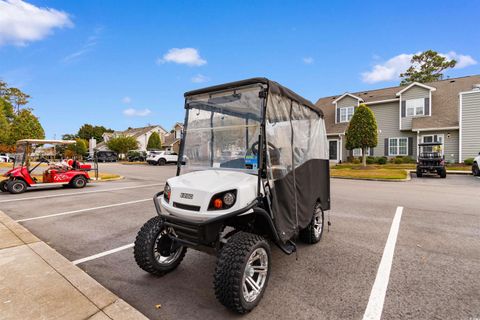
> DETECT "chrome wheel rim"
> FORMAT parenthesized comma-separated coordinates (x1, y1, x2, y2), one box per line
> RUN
(313, 205, 323, 238)
(242, 247, 268, 303)
(154, 230, 182, 265)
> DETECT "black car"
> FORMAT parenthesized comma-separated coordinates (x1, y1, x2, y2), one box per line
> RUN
(96, 151, 118, 162)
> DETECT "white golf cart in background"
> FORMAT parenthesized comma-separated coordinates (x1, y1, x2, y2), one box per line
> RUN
(134, 78, 331, 313)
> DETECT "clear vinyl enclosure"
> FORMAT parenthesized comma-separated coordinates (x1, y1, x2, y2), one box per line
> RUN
(182, 85, 264, 173)
(181, 78, 330, 243)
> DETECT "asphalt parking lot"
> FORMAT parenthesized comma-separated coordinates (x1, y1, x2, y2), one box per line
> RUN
(1, 163, 479, 320)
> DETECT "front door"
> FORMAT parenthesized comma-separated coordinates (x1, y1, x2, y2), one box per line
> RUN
(328, 140, 339, 161)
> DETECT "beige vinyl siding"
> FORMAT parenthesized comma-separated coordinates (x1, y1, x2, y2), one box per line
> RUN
(368, 102, 416, 158)
(337, 96, 359, 108)
(419, 130, 459, 163)
(460, 91, 480, 160)
(401, 86, 430, 130)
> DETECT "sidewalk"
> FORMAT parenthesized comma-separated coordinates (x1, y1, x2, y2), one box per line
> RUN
(0, 210, 148, 320)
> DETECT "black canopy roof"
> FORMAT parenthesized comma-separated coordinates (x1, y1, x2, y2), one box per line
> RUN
(184, 77, 323, 117)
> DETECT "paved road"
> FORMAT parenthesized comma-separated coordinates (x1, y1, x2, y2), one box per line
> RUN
(1, 163, 479, 320)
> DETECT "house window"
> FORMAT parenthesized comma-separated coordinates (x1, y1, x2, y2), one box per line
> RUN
(339, 106, 355, 122)
(353, 148, 371, 157)
(389, 138, 408, 156)
(406, 98, 424, 116)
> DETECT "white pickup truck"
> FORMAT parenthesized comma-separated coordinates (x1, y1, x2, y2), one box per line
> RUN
(146, 150, 178, 166)
(473, 153, 480, 176)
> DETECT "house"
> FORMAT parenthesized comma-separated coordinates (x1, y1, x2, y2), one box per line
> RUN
(162, 122, 183, 153)
(316, 75, 480, 163)
(96, 125, 168, 152)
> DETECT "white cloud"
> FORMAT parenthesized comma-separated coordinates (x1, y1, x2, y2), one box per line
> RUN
(441, 51, 477, 69)
(361, 51, 477, 84)
(156, 48, 206, 66)
(122, 96, 132, 104)
(191, 74, 210, 83)
(0, 0, 72, 46)
(303, 57, 314, 64)
(123, 108, 151, 117)
(62, 26, 102, 63)
(361, 53, 413, 84)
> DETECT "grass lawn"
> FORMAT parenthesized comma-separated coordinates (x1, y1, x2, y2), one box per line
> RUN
(330, 167, 408, 180)
(334, 163, 471, 172)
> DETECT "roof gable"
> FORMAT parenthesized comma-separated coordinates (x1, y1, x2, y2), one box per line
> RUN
(332, 93, 364, 104)
(396, 82, 436, 96)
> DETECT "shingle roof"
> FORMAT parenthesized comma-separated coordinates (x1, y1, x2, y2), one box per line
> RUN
(316, 75, 480, 133)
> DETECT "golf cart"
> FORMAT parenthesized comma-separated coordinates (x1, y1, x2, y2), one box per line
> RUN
(134, 78, 330, 313)
(416, 141, 446, 178)
(0, 139, 96, 194)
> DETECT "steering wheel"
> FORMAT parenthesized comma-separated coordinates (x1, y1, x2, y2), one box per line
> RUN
(251, 141, 278, 156)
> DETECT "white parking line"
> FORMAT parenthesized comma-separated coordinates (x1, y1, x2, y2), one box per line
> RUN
(73, 243, 134, 265)
(0, 183, 163, 203)
(15, 198, 151, 222)
(363, 206, 403, 320)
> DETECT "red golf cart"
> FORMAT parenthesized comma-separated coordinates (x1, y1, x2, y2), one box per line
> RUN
(0, 139, 97, 194)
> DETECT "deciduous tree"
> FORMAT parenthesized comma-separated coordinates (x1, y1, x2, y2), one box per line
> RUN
(400, 50, 457, 85)
(345, 104, 378, 167)
(8, 109, 45, 145)
(106, 135, 138, 157)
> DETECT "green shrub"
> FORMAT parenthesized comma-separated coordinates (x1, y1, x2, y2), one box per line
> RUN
(394, 157, 404, 164)
(402, 156, 416, 164)
(366, 156, 375, 164)
(376, 157, 387, 165)
(352, 158, 361, 164)
(464, 158, 474, 165)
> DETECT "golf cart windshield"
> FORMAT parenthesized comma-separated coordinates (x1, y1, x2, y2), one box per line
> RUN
(182, 85, 264, 173)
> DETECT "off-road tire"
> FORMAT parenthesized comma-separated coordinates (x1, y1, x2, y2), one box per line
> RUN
(299, 203, 324, 244)
(214, 232, 271, 314)
(71, 176, 87, 188)
(7, 179, 27, 194)
(416, 168, 423, 178)
(134, 216, 186, 276)
(472, 163, 480, 176)
(158, 158, 166, 166)
(0, 180, 8, 192)
(439, 168, 447, 179)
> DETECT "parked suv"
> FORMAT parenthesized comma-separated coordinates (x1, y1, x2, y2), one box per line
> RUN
(472, 153, 480, 176)
(146, 150, 178, 166)
(96, 151, 118, 162)
(0, 153, 14, 162)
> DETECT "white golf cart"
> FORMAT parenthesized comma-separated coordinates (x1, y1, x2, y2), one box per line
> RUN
(134, 78, 330, 313)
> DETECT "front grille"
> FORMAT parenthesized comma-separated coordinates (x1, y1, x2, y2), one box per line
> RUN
(173, 202, 200, 212)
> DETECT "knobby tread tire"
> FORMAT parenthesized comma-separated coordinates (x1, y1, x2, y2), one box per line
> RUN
(134, 216, 186, 276)
(299, 205, 324, 244)
(214, 232, 270, 314)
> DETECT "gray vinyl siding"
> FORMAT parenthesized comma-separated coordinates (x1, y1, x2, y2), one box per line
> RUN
(337, 96, 359, 108)
(419, 130, 459, 163)
(400, 86, 430, 130)
(369, 102, 417, 158)
(460, 91, 480, 160)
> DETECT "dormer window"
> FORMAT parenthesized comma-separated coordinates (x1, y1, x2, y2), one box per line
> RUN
(339, 106, 355, 122)
(406, 98, 425, 116)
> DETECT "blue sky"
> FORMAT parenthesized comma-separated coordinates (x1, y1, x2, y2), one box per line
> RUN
(1, 0, 479, 139)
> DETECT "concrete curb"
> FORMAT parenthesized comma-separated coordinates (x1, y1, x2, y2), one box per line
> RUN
(0, 210, 147, 320)
(91, 175, 125, 182)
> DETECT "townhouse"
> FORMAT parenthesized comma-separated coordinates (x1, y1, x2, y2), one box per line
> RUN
(316, 75, 480, 163)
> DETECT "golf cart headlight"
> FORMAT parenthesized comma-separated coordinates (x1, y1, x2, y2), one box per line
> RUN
(208, 190, 237, 210)
(223, 192, 235, 206)
(164, 183, 171, 203)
